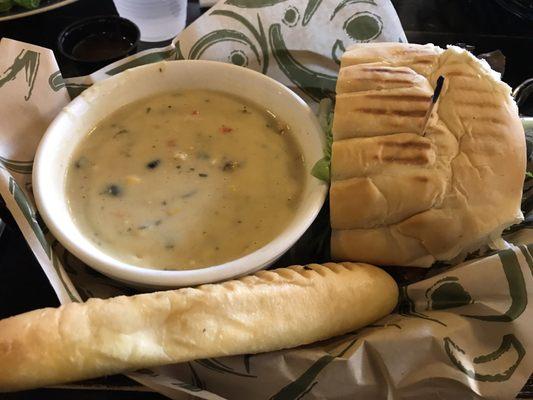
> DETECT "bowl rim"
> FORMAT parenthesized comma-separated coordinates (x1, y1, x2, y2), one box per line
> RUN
(33, 60, 328, 288)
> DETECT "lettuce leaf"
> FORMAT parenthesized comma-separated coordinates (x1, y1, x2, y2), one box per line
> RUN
(14, 0, 39, 9)
(0, 0, 13, 12)
(311, 99, 333, 182)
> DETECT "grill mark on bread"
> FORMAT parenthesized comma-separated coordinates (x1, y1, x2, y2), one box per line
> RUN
(445, 72, 477, 78)
(313, 265, 330, 276)
(360, 67, 414, 75)
(348, 78, 414, 84)
(221, 281, 242, 290)
(355, 108, 427, 117)
(276, 269, 301, 280)
(413, 176, 429, 182)
(381, 141, 432, 149)
(374, 155, 430, 165)
(366, 95, 431, 102)
(412, 59, 434, 65)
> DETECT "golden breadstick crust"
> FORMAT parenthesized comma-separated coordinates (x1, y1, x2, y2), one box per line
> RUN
(331, 43, 525, 267)
(0, 262, 398, 392)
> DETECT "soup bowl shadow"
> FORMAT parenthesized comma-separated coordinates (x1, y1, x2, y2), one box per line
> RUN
(33, 60, 327, 289)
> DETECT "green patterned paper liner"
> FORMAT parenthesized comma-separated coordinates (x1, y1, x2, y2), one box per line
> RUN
(1, 1, 533, 398)
(63, 0, 407, 106)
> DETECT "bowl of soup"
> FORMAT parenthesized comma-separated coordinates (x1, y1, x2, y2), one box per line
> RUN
(33, 60, 327, 288)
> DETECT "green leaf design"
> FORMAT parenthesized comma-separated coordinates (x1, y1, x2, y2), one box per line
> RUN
(518, 245, 533, 275)
(331, 39, 345, 65)
(330, 0, 376, 20)
(134, 369, 159, 377)
(269, 23, 336, 101)
(189, 30, 261, 66)
(0, 156, 32, 174)
(210, 10, 269, 73)
(50, 242, 80, 302)
(0, 49, 40, 101)
(425, 276, 473, 310)
(195, 358, 257, 378)
(461, 249, 527, 321)
(4, 178, 79, 302)
(8, 176, 50, 257)
(256, 15, 270, 74)
(170, 381, 204, 392)
(302, 0, 322, 26)
(270, 336, 358, 399)
(65, 82, 91, 99)
(342, 11, 383, 41)
(48, 70, 65, 92)
(224, 0, 286, 8)
(54, 244, 135, 298)
(46, 239, 81, 302)
(174, 41, 185, 61)
(525, 244, 533, 275)
(187, 362, 205, 390)
(243, 354, 253, 374)
(228, 50, 249, 66)
(444, 334, 526, 382)
(282, 6, 300, 27)
(398, 286, 447, 326)
(105, 49, 176, 76)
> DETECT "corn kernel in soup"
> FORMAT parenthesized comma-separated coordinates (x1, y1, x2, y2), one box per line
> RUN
(66, 90, 305, 270)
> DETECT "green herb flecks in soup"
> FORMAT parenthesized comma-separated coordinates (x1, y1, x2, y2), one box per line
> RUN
(66, 90, 305, 270)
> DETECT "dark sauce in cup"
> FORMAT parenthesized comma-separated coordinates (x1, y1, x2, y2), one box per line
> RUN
(71, 33, 136, 63)
(58, 16, 140, 74)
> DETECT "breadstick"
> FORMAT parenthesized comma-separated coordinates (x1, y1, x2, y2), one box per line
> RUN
(0, 262, 398, 392)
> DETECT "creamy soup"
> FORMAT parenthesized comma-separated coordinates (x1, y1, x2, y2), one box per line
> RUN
(66, 90, 305, 270)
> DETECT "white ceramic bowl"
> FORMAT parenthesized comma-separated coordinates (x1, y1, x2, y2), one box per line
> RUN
(33, 60, 327, 289)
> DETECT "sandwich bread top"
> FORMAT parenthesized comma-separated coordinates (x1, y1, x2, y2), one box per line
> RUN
(330, 43, 525, 267)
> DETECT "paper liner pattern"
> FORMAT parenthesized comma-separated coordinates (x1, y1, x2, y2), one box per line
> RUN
(1, 0, 532, 397)
(64, 0, 406, 106)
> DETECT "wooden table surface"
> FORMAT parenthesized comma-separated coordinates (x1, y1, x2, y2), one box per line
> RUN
(0, 0, 532, 398)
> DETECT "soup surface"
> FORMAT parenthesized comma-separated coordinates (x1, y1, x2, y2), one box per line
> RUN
(66, 90, 305, 270)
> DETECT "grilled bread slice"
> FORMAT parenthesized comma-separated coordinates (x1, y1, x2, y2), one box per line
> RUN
(331, 44, 525, 267)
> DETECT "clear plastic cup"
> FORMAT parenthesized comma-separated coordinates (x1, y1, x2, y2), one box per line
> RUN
(112, 0, 187, 42)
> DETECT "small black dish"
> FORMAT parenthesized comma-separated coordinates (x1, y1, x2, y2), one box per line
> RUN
(58, 15, 140, 74)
